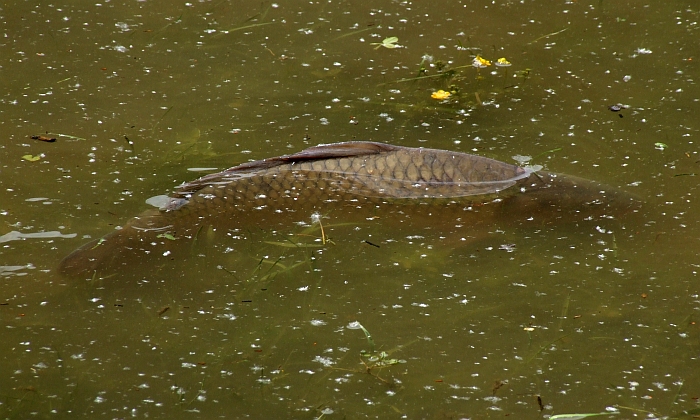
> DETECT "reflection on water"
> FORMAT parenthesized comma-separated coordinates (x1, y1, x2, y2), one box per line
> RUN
(1, 0, 699, 418)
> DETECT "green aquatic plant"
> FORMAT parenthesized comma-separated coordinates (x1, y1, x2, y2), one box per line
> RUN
(495, 57, 512, 88)
(361, 351, 406, 369)
(336, 321, 409, 385)
(371, 36, 400, 50)
(383, 49, 521, 111)
(350, 321, 375, 352)
(156, 232, 177, 241)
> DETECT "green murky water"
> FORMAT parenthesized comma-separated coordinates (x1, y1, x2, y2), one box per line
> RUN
(1, 1, 699, 418)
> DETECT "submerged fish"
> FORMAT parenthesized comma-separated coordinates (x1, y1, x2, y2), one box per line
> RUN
(59, 141, 639, 277)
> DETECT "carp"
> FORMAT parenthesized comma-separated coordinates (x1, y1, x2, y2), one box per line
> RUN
(59, 141, 639, 277)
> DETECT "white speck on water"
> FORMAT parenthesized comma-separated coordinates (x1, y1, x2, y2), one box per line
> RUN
(219, 313, 237, 321)
(313, 355, 335, 367)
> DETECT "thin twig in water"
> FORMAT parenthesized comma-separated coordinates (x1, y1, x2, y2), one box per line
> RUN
(527, 333, 572, 363)
(150, 106, 173, 138)
(528, 28, 568, 45)
(331, 26, 374, 41)
(46, 132, 86, 141)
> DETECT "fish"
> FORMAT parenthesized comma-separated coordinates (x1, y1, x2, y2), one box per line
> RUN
(58, 141, 640, 278)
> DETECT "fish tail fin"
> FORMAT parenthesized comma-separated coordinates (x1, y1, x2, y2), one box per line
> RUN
(58, 209, 177, 278)
(58, 228, 134, 278)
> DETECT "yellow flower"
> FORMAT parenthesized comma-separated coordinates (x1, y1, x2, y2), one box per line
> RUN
(472, 55, 491, 68)
(431, 90, 451, 100)
(495, 57, 512, 67)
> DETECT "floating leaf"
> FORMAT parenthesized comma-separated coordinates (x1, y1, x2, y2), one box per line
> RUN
(524, 164, 544, 172)
(512, 155, 532, 165)
(371, 36, 400, 50)
(654, 142, 667, 151)
(22, 154, 41, 161)
(156, 233, 177, 240)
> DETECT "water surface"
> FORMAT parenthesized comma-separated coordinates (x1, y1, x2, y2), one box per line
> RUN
(1, 1, 699, 418)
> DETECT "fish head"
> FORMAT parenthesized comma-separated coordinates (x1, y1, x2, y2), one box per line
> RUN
(503, 171, 642, 223)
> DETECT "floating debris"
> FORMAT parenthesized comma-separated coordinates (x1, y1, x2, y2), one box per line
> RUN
(608, 103, 628, 112)
(0, 230, 77, 244)
(608, 103, 628, 118)
(31, 135, 56, 142)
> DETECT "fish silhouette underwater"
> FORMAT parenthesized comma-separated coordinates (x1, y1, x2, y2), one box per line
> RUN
(59, 141, 640, 278)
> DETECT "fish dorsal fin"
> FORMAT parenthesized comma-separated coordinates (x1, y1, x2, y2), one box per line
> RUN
(233, 141, 400, 171)
(175, 141, 400, 196)
(279, 141, 400, 162)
